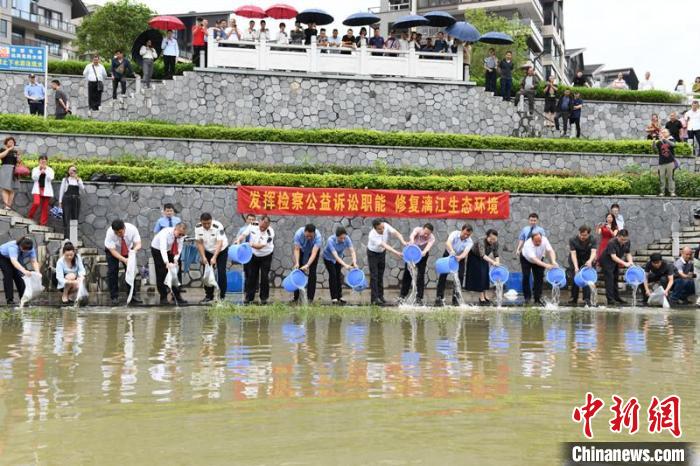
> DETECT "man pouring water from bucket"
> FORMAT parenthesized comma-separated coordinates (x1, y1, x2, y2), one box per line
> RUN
(567, 225, 598, 307)
(520, 232, 558, 307)
(435, 224, 474, 307)
(292, 224, 323, 304)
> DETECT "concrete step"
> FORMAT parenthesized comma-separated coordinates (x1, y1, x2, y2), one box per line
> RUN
(44, 232, 64, 241)
(78, 248, 98, 256)
(28, 224, 52, 233)
(10, 216, 34, 227)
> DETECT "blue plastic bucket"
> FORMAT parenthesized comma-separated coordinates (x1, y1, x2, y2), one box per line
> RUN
(574, 266, 598, 287)
(402, 245, 422, 264)
(546, 268, 566, 287)
(352, 278, 367, 292)
(282, 269, 308, 292)
(226, 270, 244, 292)
(345, 268, 365, 288)
(489, 265, 509, 284)
(435, 256, 459, 275)
(625, 266, 645, 286)
(228, 243, 253, 265)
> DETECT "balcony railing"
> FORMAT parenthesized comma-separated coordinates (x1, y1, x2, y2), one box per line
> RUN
(12, 8, 77, 34)
(520, 18, 543, 50)
(11, 36, 74, 58)
(207, 38, 466, 82)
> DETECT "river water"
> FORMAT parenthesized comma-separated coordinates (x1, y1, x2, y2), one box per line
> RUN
(0, 306, 697, 465)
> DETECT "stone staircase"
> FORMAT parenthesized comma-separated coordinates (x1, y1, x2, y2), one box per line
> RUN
(632, 222, 700, 266)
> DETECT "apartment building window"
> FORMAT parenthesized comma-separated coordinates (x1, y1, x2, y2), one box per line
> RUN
(388, 0, 410, 11)
(0, 20, 7, 37)
(418, 0, 455, 8)
(34, 33, 61, 55)
(37, 7, 62, 27)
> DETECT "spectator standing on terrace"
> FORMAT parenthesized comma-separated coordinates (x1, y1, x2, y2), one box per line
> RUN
(369, 28, 384, 50)
(27, 155, 54, 226)
(398, 32, 411, 51)
(58, 165, 84, 239)
(570, 92, 583, 138)
(243, 20, 257, 41)
(355, 27, 369, 48)
(50, 80, 69, 119)
(139, 39, 158, 89)
(328, 29, 341, 49)
(671, 247, 695, 305)
(0, 137, 20, 212)
(685, 101, 700, 156)
(304, 23, 317, 45)
(290, 21, 304, 45)
(420, 38, 434, 52)
(259, 20, 270, 41)
(555, 89, 574, 136)
(110, 50, 134, 101)
(211, 20, 225, 41)
(24, 74, 45, 116)
(245, 215, 274, 305)
(655, 128, 677, 197)
(543, 75, 557, 128)
(610, 72, 628, 90)
(498, 51, 514, 101)
(610, 203, 625, 230)
(82, 55, 107, 111)
(162, 30, 179, 80)
(323, 226, 357, 305)
(461, 41, 472, 81)
(674, 79, 686, 95)
(226, 20, 241, 41)
(398, 223, 436, 305)
(191, 17, 207, 67)
(341, 29, 356, 50)
(572, 70, 588, 87)
(367, 219, 406, 306)
(596, 213, 618, 262)
(384, 30, 400, 52)
(292, 224, 323, 304)
(639, 71, 655, 91)
(408, 32, 420, 50)
(665, 112, 683, 142)
(433, 32, 449, 53)
(483, 48, 498, 93)
(277, 23, 289, 44)
(316, 28, 328, 47)
(645, 114, 662, 140)
(518, 66, 539, 114)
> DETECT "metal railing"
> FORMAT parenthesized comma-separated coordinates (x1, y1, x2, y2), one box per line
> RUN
(12, 8, 76, 34)
(11, 36, 72, 58)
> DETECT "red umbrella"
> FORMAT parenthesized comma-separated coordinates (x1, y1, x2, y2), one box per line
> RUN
(148, 15, 185, 31)
(234, 5, 267, 19)
(265, 4, 298, 20)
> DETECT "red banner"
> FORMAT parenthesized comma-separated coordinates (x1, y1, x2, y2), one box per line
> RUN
(238, 186, 509, 219)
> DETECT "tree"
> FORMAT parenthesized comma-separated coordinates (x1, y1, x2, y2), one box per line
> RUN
(464, 9, 530, 86)
(75, 0, 154, 60)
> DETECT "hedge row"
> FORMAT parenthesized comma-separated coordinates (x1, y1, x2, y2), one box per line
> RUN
(47, 60, 194, 80)
(1, 115, 691, 156)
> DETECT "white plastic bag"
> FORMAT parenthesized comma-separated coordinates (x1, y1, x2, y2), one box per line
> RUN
(203, 265, 219, 289)
(74, 278, 89, 307)
(647, 286, 670, 308)
(19, 273, 43, 308)
(164, 265, 180, 290)
(125, 254, 137, 304)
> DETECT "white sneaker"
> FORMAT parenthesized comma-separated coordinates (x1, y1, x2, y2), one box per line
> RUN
(696, 297, 700, 306)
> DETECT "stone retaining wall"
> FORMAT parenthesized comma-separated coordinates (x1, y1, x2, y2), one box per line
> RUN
(9, 131, 687, 175)
(0, 69, 689, 140)
(10, 182, 699, 295)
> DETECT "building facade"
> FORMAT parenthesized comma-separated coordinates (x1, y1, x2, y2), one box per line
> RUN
(4, 0, 88, 59)
(374, 0, 569, 84)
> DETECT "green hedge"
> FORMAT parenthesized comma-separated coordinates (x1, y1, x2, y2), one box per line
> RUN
(1, 115, 691, 156)
(47, 60, 193, 80)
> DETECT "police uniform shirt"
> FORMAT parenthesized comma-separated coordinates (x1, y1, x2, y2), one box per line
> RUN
(195, 220, 229, 253)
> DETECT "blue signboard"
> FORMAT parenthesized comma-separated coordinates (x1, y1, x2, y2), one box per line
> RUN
(0, 45, 47, 73)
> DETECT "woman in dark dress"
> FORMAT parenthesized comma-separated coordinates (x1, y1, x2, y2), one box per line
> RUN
(465, 229, 500, 305)
(0, 136, 20, 211)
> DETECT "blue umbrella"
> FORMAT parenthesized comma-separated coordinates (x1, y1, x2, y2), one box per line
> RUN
(296, 8, 334, 26)
(391, 14, 430, 30)
(445, 21, 480, 43)
(479, 31, 514, 45)
(424, 11, 456, 27)
(343, 11, 380, 27)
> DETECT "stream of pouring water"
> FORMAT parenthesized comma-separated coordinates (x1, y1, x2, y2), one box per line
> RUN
(495, 282, 504, 308)
(300, 288, 309, 307)
(588, 282, 597, 307)
(631, 284, 639, 308)
(404, 262, 418, 306)
(450, 271, 465, 306)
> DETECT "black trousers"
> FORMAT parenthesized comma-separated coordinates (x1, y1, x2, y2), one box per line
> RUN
(87, 81, 102, 110)
(193, 45, 207, 67)
(485, 70, 497, 92)
(62, 194, 80, 239)
(400, 253, 429, 300)
(520, 254, 544, 301)
(555, 111, 571, 133)
(105, 249, 124, 300)
(568, 268, 591, 302)
(151, 247, 183, 301)
(204, 247, 228, 300)
(0, 255, 24, 303)
(570, 117, 581, 137)
(602, 265, 621, 303)
(163, 55, 176, 79)
(294, 254, 318, 302)
(367, 250, 386, 303)
(28, 100, 44, 115)
(245, 253, 272, 302)
(324, 259, 344, 301)
(436, 251, 466, 301)
(112, 77, 127, 99)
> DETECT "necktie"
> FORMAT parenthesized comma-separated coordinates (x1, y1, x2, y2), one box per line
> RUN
(528, 226, 535, 238)
(170, 236, 179, 256)
(168, 217, 172, 227)
(120, 237, 129, 257)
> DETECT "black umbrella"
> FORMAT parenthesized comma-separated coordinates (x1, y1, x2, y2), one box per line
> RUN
(131, 29, 163, 67)
(296, 8, 334, 26)
(479, 31, 514, 45)
(392, 14, 430, 30)
(343, 12, 380, 27)
(424, 11, 456, 27)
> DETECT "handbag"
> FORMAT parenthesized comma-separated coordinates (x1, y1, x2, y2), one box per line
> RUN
(14, 162, 30, 177)
(92, 65, 104, 92)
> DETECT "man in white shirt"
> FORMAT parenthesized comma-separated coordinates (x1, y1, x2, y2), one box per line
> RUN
(82, 55, 108, 111)
(246, 215, 274, 304)
(104, 219, 142, 305)
(161, 30, 179, 80)
(195, 212, 229, 304)
(399, 223, 435, 305)
(328, 29, 341, 50)
(151, 223, 188, 305)
(276, 23, 289, 44)
(638, 71, 654, 91)
(686, 100, 700, 156)
(243, 20, 257, 41)
(367, 218, 406, 305)
(610, 203, 624, 230)
(521, 232, 558, 306)
(435, 224, 473, 307)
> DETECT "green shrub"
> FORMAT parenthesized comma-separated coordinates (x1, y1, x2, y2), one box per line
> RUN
(535, 83, 684, 104)
(1, 115, 692, 156)
(47, 60, 193, 79)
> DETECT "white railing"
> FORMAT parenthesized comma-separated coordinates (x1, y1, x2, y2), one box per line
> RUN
(206, 38, 465, 81)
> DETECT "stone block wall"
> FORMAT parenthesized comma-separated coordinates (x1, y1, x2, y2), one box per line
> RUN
(9, 131, 687, 175)
(10, 181, 699, 294)
(0, 70, 690, 140)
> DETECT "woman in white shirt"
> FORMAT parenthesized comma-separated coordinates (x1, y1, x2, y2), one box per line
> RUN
(27, 155, 54, 226)
(58, 165, 85, 239)
(226, 19, 241, 41)
(609, 72, 628, 90)
(55, 242, 86, 304)
(139, 39, 159, 89)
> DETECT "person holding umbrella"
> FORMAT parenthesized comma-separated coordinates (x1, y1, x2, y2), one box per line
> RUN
(161, 30, 179, 80)
(139, 39, 158, 89)
(304, 22, 317, 45)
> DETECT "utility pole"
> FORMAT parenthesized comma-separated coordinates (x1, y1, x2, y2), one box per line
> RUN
(411, 0, 417, 15)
